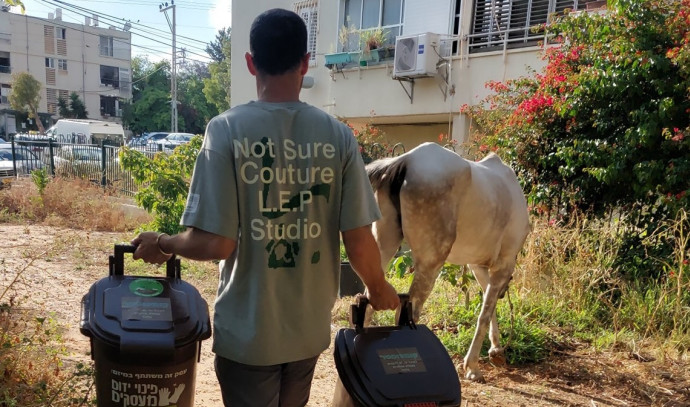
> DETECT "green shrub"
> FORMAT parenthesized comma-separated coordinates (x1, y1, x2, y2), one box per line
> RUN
(463, 0, 690, 281)
(118, 136, 202, 234)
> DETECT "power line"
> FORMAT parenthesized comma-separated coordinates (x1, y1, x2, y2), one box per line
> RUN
(19, 10, 210, 66)
(52, 0, 212, 46)
(41, 0, 210, 57)
(38, 0, 213, 61)
(68, 0, 218, 11)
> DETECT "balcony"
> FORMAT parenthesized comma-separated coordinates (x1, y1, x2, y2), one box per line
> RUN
(0, 65, 10, 74)
(324, 46, 395, 72)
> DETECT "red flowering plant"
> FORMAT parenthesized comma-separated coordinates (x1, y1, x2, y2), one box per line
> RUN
(462, 0, 690, 281)
(438, 133, 458, 151)
(463, 0, 689, 220)
(341, 119, 393, 164)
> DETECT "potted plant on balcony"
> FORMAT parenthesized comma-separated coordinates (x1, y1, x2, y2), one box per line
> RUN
(359, 27, 387, 66)
(324, 23, 360, 69)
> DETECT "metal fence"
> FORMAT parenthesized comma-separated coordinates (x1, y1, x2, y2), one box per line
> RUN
(3, 139, 415, 196)
(3, 138, 166, 196)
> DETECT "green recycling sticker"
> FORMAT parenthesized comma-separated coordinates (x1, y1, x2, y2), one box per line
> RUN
(129, 279, 164, 297)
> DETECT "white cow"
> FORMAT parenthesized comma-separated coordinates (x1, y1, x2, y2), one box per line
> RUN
(366, 142, 530, 381)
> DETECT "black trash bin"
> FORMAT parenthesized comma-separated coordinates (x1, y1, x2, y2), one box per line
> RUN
(80, 244, 211, 407)
(339, 262, 365, 298)
(333, 294, 461, 406)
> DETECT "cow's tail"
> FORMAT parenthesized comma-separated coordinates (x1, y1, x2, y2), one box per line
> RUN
(366, 155, 408, 229)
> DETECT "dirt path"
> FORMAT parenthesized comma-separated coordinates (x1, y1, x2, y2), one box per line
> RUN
(1, 224, 688, 406)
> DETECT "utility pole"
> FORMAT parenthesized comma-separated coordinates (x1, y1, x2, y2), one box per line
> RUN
(159, 1, 177, 133)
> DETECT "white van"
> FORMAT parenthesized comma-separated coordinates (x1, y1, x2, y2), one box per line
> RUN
(46, 119, 126, 145)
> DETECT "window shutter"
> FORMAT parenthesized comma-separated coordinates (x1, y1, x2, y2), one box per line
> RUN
(294, 1, 319, 66)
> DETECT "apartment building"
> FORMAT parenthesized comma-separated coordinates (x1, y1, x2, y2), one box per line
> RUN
(0, 7, 131, 138)
(231, 0, 602, 148)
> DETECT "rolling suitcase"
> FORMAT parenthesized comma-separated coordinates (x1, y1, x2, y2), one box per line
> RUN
(333, 294, 461, 407)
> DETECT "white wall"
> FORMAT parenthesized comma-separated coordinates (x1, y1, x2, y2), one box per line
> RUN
(231, 1, 548, 148)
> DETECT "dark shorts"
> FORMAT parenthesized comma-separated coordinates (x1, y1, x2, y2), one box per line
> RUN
(214, 355, 319, 407)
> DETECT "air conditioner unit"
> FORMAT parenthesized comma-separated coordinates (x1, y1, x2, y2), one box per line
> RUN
(393, 33, 440, 79)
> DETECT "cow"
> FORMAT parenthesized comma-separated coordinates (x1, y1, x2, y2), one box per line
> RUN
(365, 142, 531, 382)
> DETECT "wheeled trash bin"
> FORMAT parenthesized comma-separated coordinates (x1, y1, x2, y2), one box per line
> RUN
(80, 244, 211, 407)
(333, 294, 461, 407)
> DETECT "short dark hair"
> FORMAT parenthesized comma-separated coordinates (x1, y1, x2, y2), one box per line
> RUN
(250, 9, 307, 76)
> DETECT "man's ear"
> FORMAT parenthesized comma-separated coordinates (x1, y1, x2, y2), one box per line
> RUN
(300, 53, 310, 75)
(245, 52, 257, 76)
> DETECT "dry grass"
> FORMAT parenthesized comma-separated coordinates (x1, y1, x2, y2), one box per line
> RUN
(0, 177, 151, 406)
(0, 177, 151, 232)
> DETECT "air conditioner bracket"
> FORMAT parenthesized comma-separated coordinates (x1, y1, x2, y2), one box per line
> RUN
(395, 77, 415, 104)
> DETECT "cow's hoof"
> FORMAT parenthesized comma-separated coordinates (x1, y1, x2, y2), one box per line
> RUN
(488, 347, 506, 367)
(464, 369, 485, 383)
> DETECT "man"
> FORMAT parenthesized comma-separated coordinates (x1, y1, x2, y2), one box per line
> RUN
(131, 8, 400, 406)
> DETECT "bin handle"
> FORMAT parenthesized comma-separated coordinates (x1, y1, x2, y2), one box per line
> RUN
(110, 243, 180, 279)
(350, 293, 414, 332)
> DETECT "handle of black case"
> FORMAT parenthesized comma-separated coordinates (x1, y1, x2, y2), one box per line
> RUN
(350, 293, 414, 331)
(109, 243, 180, 279)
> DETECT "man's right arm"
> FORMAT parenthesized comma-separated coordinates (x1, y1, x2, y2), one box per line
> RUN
(341, 225, 400, 311)
(132, 227, 236, 264)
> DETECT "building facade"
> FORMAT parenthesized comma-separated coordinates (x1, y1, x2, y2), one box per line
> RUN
(0, 7, 131, 138)
(231, 0, 601, 149)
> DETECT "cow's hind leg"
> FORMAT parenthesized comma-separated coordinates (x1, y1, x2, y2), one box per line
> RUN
(463, 265, 513, 382)
(468, 265, 505, 367)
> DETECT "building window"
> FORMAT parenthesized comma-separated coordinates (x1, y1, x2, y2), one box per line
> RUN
(100, 35, 114, 57)
(45, 57, 55, 68)
(470, 0, 595, 53)
(55, 27, 66, 39)
(100, 65, 120, 88)
(0, 84, 10, 105)
(343, 0, 403, 46)
(58, 59, 68, 71)
(294, 1, 319, 65)
(0, 51, 9, 74)
(119, 67, 130, 93)
(100, 95, 122, 117)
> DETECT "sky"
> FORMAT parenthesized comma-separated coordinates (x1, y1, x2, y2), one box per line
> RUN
(10, 0, 232, 64)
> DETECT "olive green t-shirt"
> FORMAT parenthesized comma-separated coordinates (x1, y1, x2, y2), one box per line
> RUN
(180, 101, 380, 365)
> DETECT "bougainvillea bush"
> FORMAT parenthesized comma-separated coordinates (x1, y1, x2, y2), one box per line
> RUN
(463, 0, 690, 281)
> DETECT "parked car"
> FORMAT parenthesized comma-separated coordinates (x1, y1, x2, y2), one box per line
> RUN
(157, 132, 195, 150)
(51, 145, 102, 174)
(145, 132, 171, 145)
(125, 132, 169, 150)
(0, 143, 44, 188)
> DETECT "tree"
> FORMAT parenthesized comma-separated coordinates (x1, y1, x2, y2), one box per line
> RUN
(122, 57, 173, 133)
(177, 62, 218, 134)
(58, 92, 88, 119)
(206, 27, 231, 63)
(3, 0, 25, 13)
(203, 32, 231, 113)
(68, 92, 88, 118)
(9, 72, 45, 134)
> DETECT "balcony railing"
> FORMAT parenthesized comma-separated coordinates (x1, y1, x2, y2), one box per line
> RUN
(0, 65, 11, 74)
